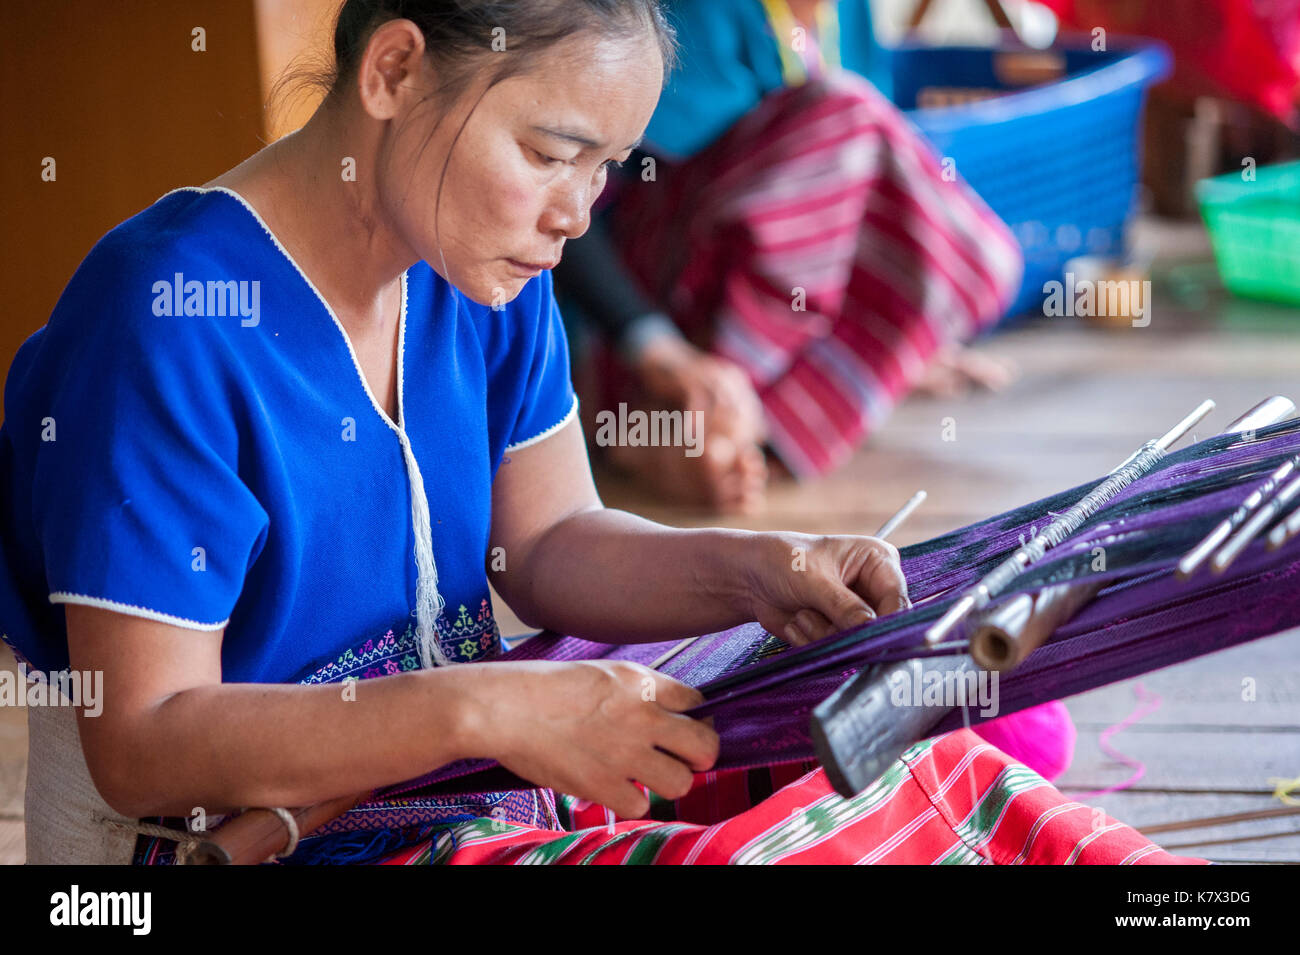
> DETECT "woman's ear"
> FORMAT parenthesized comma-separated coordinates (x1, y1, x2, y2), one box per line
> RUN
(355, 19, 429, 120)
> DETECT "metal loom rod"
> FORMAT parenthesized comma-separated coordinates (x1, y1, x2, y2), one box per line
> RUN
(874, 490, 926, 539)
(1223, 395, 1296, 433)
(648, 490, 927, 673)
(970, 396, 1295, 671)
(1267, 506, 1300, 550)
(813, 398, 1290, 799)
(1178, 396, 1300, 576)
(924, 399, 1216, 646)
(1177, 453, 1300, 577)
(1211, 473, 1300, 572)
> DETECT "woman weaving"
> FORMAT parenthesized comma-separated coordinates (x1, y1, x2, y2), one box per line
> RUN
(0, 0, 1199, 865)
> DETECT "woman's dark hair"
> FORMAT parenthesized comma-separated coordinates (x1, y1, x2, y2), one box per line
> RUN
(272, 2, 675, 285)
(313, 1, 677, 243)
(328, 0, 677, 106)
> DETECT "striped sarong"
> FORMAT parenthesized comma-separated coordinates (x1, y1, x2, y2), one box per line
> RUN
(378, 731, 1203, 865)
(605, 70, 1024, 478)
(127, 624, 1202, 865)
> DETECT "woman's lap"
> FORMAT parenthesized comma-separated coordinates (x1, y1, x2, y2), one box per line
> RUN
(375, 729, 1204, 866)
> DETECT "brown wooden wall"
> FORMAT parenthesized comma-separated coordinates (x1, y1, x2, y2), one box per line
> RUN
(0, 0, 335, 409)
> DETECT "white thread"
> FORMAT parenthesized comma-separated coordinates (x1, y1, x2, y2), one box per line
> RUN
(400, 429, 450, 668)
(394, 273, 450, 669)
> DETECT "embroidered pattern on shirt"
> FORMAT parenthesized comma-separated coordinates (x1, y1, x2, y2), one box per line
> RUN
(300, 598, 502, 685)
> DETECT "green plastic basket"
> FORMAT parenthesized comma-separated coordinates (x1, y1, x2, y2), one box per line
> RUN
(1196, 160, 1300, 306)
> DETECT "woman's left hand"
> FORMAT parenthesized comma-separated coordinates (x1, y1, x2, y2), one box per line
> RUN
(742, 533, 911, 647)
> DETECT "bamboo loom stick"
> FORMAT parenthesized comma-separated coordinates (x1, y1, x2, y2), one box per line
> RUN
(1224, 395, 1295, 433)
(1161, 828, 1300, 852)
(185, 792, 365, 866)
(1178, 396, 1298, 576)
(874, 490, 926, 540)
(1139, 804, 1300, 836)
(1177, 455, 1300, 576)
(968, 580, 1102, 671)
(1267, 507, 1300, 550)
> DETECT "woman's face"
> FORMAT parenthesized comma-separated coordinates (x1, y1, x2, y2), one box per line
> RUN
(379, 28, 664, 306)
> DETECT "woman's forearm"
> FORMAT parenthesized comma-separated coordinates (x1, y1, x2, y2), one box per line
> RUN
(513, 507, 769, 642)
(95, 663, 503, 818)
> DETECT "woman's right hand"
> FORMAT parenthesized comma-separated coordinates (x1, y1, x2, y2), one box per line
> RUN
(468, 660, 719, 819)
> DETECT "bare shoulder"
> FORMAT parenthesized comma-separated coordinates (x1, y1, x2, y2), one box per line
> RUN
(201, 132, 296, 197)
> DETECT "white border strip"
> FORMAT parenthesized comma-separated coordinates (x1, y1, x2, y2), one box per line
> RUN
(49, 592, 229, 631)
(162, 185, 406, 437)
(504, 394, 579, 452)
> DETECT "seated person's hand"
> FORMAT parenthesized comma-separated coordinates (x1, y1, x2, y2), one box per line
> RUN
(634, 332, 766, 446)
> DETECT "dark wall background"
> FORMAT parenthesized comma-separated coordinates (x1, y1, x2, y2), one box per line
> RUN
(0, 1, 271, 394)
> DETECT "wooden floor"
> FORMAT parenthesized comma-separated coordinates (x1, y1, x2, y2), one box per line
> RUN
(3, 221, 1298, 863)
(0, 654, 24, 865)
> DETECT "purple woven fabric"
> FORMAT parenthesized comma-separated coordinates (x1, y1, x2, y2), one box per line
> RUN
(388, 420, 1300, 795)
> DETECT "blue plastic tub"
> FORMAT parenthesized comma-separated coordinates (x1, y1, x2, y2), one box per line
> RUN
(891, 40, 1172, 317)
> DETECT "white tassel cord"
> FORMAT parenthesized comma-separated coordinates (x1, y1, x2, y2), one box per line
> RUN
(398, 429, 451, 668)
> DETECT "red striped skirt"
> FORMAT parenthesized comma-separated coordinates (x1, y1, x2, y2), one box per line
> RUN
(378, 730, 1204, 865)
(605, 71, 1024, 478)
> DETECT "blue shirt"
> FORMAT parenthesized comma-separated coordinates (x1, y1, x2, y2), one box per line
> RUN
(0, 186, 577, 683)
(645, 0, 889, 160)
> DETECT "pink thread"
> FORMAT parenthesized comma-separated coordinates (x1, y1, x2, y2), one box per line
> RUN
(973, 700, 1077, 781)
(1067, 682, 1162, 800)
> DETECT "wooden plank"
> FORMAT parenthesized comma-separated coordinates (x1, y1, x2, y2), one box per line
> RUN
(1057, 728, 1300, 793)
(1065, 632, 1300, 729)
(1078, 790, 1300, 864)
(0, 743, 25, 820)
(1087, 790, 1297, 828)
(0, 819, 24, 866)
(0, 646, 27, 819)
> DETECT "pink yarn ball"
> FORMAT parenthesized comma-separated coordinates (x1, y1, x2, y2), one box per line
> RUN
(972, 701, 1077, 781)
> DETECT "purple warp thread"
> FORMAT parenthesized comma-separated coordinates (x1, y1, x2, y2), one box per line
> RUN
(386, 421, 1300, 797)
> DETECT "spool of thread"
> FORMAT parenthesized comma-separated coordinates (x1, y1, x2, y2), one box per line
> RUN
(1064, 255, 1150, 329)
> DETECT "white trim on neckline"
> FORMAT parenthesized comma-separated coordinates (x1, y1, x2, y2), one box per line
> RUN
(164, 185, 407, 437)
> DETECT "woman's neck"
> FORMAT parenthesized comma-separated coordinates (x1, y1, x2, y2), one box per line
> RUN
(208, 100, 415, 325)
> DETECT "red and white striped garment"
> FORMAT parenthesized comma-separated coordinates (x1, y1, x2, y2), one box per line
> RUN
(607, 71, 1024, 478)
(377, 730, 1204, 865)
